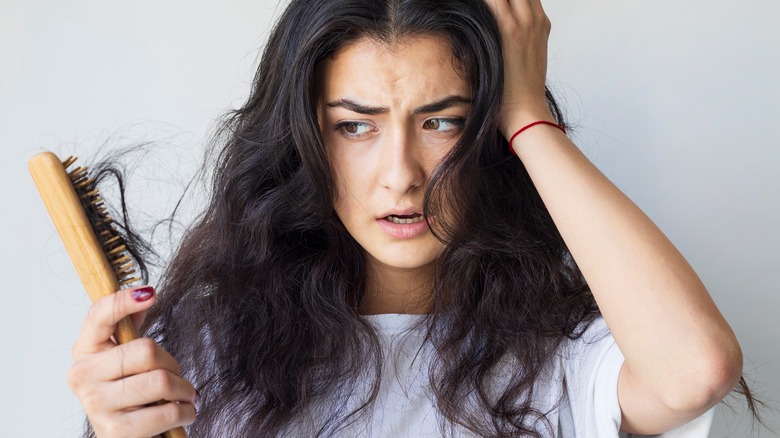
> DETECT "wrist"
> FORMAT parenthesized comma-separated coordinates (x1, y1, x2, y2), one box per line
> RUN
(498, 106, 556, 139)
(508, 120, 566, 156)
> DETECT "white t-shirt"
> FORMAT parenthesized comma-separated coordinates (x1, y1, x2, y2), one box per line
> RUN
(320, 313, 714, 438)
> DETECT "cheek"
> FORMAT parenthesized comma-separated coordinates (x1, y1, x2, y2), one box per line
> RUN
(329, 138, 376, 189)
(330, 156, 368, 220)
(332, 170, 351, 218)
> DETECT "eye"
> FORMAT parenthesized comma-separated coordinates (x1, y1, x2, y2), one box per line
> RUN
(334, 121, 375, 139)
(422, 118, 464, 133)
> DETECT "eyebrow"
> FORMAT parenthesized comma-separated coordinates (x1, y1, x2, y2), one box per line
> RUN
(325, 95, 471, 115)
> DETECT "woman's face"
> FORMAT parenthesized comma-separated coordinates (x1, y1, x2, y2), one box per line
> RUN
(318, 35, 471, 275)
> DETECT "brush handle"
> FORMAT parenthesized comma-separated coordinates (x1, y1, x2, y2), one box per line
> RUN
(30, 151, 188, 438)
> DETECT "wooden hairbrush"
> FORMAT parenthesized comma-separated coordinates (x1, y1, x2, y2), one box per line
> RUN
(29, 151, 188, 438)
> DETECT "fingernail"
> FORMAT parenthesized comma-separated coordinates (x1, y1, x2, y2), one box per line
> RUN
(194, 389, 201, 406)
(131, 286, 155, 302)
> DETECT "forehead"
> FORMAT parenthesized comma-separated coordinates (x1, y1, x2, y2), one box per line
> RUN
(317, 35, 469, 104)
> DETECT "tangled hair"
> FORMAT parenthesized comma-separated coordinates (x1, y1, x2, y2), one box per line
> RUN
(137, 0, 593, 436)
(77, 0, 760, 437)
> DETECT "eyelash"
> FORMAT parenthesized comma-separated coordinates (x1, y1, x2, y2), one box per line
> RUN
(423, 118, 465, 132)
(334, 121, 375, 139)
(334, 118, 466, 139)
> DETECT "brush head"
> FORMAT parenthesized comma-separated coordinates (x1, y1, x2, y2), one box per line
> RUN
(63, 156, 141, 286)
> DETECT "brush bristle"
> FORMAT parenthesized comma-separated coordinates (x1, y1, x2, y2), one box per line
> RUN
(64, 156, 141, 286)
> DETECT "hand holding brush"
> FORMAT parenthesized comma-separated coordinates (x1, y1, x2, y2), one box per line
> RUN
(30, 152, 194, 438)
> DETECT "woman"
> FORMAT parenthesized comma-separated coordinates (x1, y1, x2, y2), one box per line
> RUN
(66, 0, 749, 436)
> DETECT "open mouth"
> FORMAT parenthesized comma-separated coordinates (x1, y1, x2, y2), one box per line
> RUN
(384, 213, 424, 224)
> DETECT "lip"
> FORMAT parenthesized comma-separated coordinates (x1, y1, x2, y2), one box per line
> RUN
(376, 216, 429, 239)
(376, 207, 430, 240)
(377, 206, 424, 219)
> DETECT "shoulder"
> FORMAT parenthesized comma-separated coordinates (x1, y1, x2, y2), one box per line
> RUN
(555, 316, 620, 381)
(555, 318, 716, 438)
(555, 316, 625, 435)
(558, 316, 623, 393)
(560, 316, 615, 362)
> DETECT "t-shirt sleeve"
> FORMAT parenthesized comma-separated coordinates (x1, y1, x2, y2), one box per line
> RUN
(560, 317, 625, 436)
(560, 317, 715, 438)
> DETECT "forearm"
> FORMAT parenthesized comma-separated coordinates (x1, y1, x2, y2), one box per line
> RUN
(484, 0, 742, 428)
(506, 112, 741, 428)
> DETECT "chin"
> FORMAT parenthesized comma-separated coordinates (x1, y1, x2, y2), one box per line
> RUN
(369, 246, 442, 271)
(379, 258, 436, 271)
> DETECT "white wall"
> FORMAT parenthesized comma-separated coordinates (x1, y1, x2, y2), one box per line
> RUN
(1, 1, 777, 436)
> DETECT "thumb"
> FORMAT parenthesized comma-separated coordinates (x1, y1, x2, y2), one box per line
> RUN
(130, 305, 151, 333)
(126, 285, 157, 333)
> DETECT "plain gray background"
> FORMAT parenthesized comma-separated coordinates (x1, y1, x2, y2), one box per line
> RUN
(1, 1, 777, 436)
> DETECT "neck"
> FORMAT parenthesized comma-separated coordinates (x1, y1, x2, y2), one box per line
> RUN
(359, 258, 435, 315)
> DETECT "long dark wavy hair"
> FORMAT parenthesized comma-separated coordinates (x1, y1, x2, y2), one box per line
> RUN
(82, 0, 760, 436)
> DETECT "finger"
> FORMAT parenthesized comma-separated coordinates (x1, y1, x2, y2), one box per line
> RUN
(72, 338, 182, 383)
(102, 369, 197, 411)
(484, 0, 509, 14)
(115, 401, 196, 437)
(508, 0, 544, 22)
(509, 0, 533, 13)
(130, 307, 150, 333)
(73, 286, 157, 356)
(487, 0, 539, 35)
(524, 0, 548, 22)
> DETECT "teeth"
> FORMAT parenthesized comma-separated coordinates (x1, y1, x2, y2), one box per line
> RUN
(386, 215, 424, 224)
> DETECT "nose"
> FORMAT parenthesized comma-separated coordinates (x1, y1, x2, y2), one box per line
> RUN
(378, 127, 425, 195)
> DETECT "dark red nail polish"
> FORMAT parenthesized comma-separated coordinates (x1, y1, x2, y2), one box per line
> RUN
(132, 286, 155, 302)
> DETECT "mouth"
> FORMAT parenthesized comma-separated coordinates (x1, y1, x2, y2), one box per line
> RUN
(377, 211, 429, 239)
(384, 213, 425, 225)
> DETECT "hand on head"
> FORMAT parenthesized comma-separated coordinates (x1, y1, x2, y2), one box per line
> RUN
(484, 0, 555, 135)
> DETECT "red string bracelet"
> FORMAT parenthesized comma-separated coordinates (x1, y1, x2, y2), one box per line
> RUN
(508, 120, 566, 156)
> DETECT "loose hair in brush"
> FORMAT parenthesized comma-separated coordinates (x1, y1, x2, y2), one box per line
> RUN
(30, 152, 188, 438)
